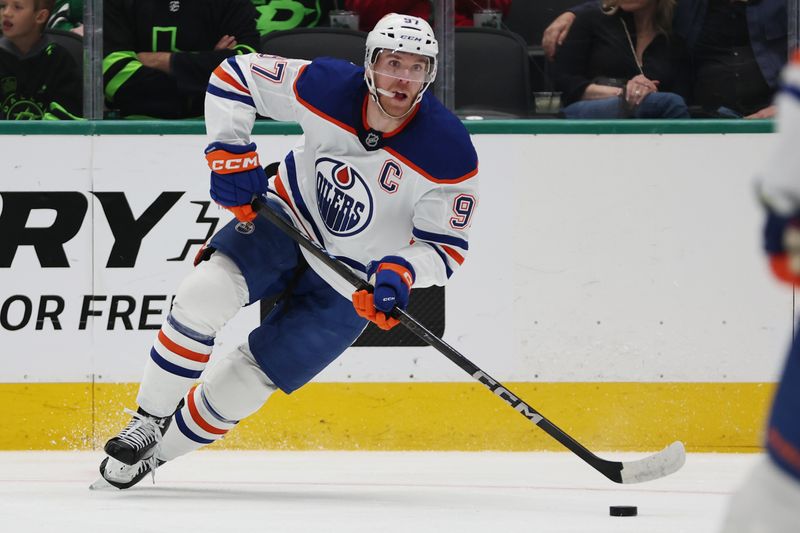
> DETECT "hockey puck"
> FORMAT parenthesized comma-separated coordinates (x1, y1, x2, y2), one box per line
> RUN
(609, 506, 637, 517)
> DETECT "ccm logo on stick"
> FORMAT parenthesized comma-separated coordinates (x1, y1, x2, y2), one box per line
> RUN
(473, 370, 544, 423)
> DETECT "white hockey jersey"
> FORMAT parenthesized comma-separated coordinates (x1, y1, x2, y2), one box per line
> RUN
(759, 53, 800, 215)
(205, 54, 479, 296)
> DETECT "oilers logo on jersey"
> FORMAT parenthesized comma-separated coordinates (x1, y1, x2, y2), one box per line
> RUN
(315, 157, 374, 236)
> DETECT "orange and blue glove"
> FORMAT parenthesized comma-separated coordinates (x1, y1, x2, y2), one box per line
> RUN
(352, 256, 415, 330)
(764, 209, 800, 285)
(205, 141, 267, 222)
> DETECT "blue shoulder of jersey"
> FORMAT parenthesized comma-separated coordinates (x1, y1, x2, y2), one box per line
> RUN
(294, 57, 364, 130)
(295, 57, 478, 183)
(389, 94, 478, 183)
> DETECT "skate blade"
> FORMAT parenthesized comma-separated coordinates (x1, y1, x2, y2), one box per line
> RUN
(89, 477, 116, 491)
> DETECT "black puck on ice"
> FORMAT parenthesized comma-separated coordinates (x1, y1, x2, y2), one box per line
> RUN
(609, 506, 637, 517)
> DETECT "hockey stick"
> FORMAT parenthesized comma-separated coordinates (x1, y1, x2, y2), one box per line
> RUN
(252, 199, 686, 484)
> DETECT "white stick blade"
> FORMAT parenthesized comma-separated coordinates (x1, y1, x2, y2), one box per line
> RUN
(619, 441, 686, 484)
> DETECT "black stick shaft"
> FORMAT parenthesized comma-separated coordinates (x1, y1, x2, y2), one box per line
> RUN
(253, 199, 624, 483)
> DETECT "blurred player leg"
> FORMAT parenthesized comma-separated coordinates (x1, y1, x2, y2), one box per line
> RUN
(719, 457, 800, 533)
(719, 332, 800, 532)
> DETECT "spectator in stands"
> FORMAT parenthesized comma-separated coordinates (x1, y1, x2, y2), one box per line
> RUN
(0, 0, 82, 119)
(251, 0, 334, 36)
(47, 0, 82, 35)
(104, 0, 259, 119)
(553, 0, 689, 119)
(542, 0, 786, 119)
(344, 0, 512, 32)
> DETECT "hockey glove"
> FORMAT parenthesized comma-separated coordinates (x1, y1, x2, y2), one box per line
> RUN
(205, 142, 267, 222)
(352, 256, 415, 331)
(764, 209, 800, 284)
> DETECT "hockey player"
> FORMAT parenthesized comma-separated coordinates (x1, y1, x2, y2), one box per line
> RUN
(97, 13, 479, 489)
(718, 51, 800, 533)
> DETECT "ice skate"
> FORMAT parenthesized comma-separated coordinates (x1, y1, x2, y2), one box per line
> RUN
(97, 455, 164, 490)
(104, 407, 171, 465)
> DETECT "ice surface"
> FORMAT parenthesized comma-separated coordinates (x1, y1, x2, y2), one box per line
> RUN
(0, 450, 756, 533)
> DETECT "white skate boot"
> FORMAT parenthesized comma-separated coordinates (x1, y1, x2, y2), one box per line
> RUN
(97, 455, 165, 490)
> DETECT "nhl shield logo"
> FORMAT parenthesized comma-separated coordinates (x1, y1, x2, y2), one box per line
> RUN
(365, 132, 380, 148)
(315, 157, 373, 236)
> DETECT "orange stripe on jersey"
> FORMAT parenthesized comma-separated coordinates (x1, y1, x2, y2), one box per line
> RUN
(383, 101, 419, 138)
(158, 330, 210, 363)
(384, 145, 478, 184)
(441, 245, 465, 265)
(274, 172, 292, 205)
(358, 94, 419, 139)
(273, 171, 318, 244)
(293, 64, 357, 135)
(792, 49, 800, 64)
(213, 65, 250, 95)
(187, 385, 227, 435)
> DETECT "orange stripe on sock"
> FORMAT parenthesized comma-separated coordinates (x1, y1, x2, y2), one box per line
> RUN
(769, 427, 800, 472)
(158, 330, 210, 363)
(187, 385, 227, 435)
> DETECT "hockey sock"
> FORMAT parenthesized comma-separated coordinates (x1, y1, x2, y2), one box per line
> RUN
(156, 345, 277, 461)
(137, 314, 214, 417)
(157, 383, 238, 461)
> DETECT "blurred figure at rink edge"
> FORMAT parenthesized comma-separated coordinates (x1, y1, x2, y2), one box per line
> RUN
(96, 13, 479, 489)
(718, 51, 800, 533)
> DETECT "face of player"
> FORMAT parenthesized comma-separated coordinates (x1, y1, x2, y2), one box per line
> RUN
(371, 51, 430, 117)
(0, 0, 47, 41)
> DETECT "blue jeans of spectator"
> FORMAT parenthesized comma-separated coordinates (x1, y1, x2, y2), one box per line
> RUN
(563, 92, 690, 119)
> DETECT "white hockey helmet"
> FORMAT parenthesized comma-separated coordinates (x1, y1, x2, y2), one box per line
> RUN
(365, 13, 439, 113)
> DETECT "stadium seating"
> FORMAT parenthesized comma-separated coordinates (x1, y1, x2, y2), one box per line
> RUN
(504, 0, 586, 46)
(260, 27, 367, 65)
(44, 28, 83, 79)
(454, 27, 532, 118)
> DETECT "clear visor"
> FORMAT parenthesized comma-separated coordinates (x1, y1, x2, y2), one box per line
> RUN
(370, 49, 434, 84)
